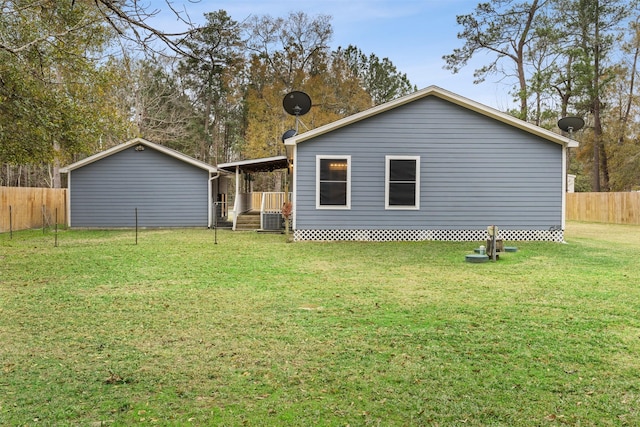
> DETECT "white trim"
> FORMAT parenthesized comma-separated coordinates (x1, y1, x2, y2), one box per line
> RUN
(316, 155, 351, 209)
(66, 173, 72, 227)
(385, 155, 420, 210)
(562, 146, 567, 230)
(218, 155, 287, 169)
(292, 145, 298, 230)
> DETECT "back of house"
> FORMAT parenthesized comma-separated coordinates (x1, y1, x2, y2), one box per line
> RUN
(286, 86, 576, 242)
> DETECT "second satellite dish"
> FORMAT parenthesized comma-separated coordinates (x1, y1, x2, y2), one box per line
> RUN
(281, 129, 297, 143)
(558, 116, 585, 133)
(283, 91, 311, 116)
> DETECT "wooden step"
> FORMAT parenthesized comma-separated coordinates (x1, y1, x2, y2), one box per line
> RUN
(235, 212, 261, 230)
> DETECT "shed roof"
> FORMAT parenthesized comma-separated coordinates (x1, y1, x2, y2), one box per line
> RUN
(60, 138, 219, 174)
(284, 85, 579, 148)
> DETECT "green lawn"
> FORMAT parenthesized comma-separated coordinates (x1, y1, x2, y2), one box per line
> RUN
(1, 223, 639, 426)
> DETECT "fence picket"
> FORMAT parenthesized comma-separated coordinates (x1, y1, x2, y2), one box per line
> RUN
(566, 192, 640, 225)
(1, 187, 67, 232)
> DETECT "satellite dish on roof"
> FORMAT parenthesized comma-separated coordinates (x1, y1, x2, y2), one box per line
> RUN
(558, 116, 584, 133)
(283, 91, 311, 116)
(281, 129, 296, 143)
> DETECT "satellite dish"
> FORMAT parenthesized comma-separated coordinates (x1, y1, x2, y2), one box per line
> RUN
(281, 129, 296, 143)
(558, 116, 585, 133)
(283, 91, 311, 116)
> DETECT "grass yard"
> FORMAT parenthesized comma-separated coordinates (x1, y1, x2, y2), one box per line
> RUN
(1, 222, 639, 426)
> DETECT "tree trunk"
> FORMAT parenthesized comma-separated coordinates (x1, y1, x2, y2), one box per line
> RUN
(591, 0, 602, 192)
(620, 23, 639, 145)
(52, 139, 61, 188)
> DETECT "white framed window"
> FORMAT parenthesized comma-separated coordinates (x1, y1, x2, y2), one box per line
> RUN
(385, 155, 420, 209)
(316, 155, 351, 209)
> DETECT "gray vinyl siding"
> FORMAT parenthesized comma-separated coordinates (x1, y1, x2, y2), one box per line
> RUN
(295, 96, 563, 231)
(69, 146, 209, 227)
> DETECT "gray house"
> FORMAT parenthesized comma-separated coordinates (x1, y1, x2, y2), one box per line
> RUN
(284, 86, 579, 242)
(61, 138, 224, 228)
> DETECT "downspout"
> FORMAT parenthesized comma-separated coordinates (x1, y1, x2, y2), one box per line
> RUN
(208, 171, 221, 229)
(291, 144, 297, 232)
(66, 172, 71, 227)
(561, 144, 568, 238)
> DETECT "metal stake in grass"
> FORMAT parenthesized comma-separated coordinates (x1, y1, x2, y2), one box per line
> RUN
(54, 208, 58, 248)
(214, 202, 218, 245)
(135, 208, 138, 245)
(9, 205, 12, 239)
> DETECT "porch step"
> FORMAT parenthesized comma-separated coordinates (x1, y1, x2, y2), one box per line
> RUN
(235, 211, 261, 231)
(213, 220, 233, 229)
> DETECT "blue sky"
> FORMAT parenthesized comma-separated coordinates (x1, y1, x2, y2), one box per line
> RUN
(148, 0, 514, 109)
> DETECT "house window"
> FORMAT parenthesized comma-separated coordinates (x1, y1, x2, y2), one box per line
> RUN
(317, 156, 351, 209)
(386, 156, 420, 209)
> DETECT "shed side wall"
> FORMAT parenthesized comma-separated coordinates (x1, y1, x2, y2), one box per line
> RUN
(69, 147, 209, 227)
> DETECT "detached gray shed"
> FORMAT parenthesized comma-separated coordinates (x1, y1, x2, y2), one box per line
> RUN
(61, 138, 220, 228)
(284, 86, 579, 242)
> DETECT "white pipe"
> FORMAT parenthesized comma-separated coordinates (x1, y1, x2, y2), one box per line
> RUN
(233, 165, 241, 231)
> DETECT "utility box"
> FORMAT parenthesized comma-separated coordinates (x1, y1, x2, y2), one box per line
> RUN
(262, 213, 283, 230)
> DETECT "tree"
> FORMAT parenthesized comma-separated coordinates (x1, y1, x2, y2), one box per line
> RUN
(241, 11, 335, 162)
(178, 10, 244, 164)
(333, 45, 416, 106)
(125, 57, 199, 153)
(443, 0, 550, 120)
(0, 0, 201, 187)
(0, 0, 199, 58)
(562, 0, 633, 191)
(601, 18, 640, 191)
(241, 12, 415, 165)
(0, 0, 133, 186)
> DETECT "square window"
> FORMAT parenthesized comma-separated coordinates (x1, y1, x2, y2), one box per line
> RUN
(317, 156, 351, 208)
(386, 156, 419, 209)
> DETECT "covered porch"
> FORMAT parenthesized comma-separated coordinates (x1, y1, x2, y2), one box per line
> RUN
(218, 156, 292, 231)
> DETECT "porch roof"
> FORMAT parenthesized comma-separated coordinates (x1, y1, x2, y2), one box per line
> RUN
(218, 155, 288, 173)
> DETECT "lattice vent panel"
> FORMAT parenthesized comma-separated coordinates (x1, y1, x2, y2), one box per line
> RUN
(293, 229, 564, 242)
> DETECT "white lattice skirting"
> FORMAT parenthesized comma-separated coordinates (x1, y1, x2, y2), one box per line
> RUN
(293, 228, 564, 242)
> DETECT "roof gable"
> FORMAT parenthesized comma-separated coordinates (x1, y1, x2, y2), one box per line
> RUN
(60, 138, 218, 173)
(284, 85, 578, 148)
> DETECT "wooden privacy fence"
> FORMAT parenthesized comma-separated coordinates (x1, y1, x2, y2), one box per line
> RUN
(1, 187, 67, 232)
(3, 187, 638, 231)
(566, 192, 640, 225)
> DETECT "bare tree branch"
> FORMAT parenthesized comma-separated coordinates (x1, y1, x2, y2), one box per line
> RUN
(0, 0, 202, 58)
